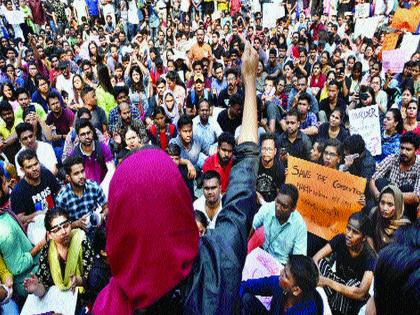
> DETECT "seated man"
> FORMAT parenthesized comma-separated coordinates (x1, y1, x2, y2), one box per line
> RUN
(251, 184, 307, 265)
(240, 255, 323, 315)
(257, 133, 285, 204)
(70, 119, 115, 185)
(193, 171, 223, 229)
(15, 122, 58, 177)
(369, 132, 420, 222)
(313, 212, 375, 315)
(169, 115, 210, 171)
(56, 156, 108, 239)
(202, 132, 234, 193)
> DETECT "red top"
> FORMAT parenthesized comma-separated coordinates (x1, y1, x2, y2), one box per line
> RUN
(202, 153, 233, 193)
(148, 124, 176, 150)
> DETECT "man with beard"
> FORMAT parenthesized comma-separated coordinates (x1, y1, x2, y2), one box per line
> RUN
(192, 99, 222, 149)
(81, 60, 98, 88)
(256, 133, 285, 204)
(276, 110, 312, 166)
(202, 132, 234, 193)
(0, 164, 44, 299)
(193, 171, 223, 229)
(11, 149, 60, 226)
(15, 122, 58, 177)
(111, 102, 148, 152)
(55, 61, 74, 100)
(56, 156, 108, 237)
(188, 28, 213, 71)
(70, 119, 115, 184)
(370, 132, 420, 221)
(217, 68, 243, 108)
(211, 63, 227, 98)
(218, 94, 243, 136)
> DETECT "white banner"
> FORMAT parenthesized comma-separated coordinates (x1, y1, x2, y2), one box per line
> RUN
(349, 105, 382, 156)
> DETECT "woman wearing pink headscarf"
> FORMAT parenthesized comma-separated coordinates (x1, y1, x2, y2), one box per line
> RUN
(93, 40, 260, 314)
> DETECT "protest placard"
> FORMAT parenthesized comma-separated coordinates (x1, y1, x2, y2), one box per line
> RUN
(354, 16, 381, 39)
(21, 286, 78, 315)
(400, 34, 420, 58)
(242, 248, 283, 310)
(262, 3, 285, 28)
(285, 157, 366, 240)
(382, 49, 409, 74)
(349, 105, 382, 156)
(355, 3, 370, 19)
(391, 7, 420, 33)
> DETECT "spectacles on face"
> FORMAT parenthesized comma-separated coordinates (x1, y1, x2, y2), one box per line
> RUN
(323, 151, 338, 157)
(261, 147, 275, 152)
(50, 220, 71, 234)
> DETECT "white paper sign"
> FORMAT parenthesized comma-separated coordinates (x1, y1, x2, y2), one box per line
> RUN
(349, 105, 382, 156)
(262, 3, 285, 28)
(242, 248, 283, 310)
(27, 213, 46, 245)
(355, 3, 370, 19)
(400, 34, 420, 59)
(21, 286, 78, 315)
(354, 16, 381, 39)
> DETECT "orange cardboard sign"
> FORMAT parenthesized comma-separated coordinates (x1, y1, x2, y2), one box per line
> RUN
(285, 157, 366, 240)
(390, 7, 420, 33)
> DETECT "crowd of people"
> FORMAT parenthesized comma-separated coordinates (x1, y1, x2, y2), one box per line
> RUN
(0, 0, 418, 314)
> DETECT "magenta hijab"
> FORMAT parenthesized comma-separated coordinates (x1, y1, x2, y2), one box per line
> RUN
(93, 148, 199, 314)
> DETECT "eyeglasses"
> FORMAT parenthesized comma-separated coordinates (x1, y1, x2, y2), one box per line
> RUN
(50, 220, 71, 234)
(323, 151, 338, 157)
(261, 147, 275, 152)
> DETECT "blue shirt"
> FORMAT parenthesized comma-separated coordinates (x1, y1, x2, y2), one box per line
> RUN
(31, 88, 65, 113)
(253, 202, 307, 264)
(170, 136, 209, 169)
(192, 116, 223, 150)
(55, 179, 107, 220)
(300, 112, 318, 130)
(85, 0, 99, 17)
(211, 78, 227, 97)
(375, 132, 400, 164)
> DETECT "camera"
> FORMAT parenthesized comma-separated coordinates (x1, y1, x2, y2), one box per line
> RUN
(360, 93, 369, 101)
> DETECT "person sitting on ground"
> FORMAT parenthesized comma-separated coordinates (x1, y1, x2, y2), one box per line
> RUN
(240, 255, 323, 315)
(251, 183, 307, 265)
(24, 208, 94, 313)
(367, 185, 411, 253)
(194, 210, 209, 237)
(313, 212, 376, 315)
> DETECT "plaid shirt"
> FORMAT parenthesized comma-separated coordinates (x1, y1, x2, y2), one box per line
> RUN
(55, 180, 107, 220)
(372, 154, 420, 196)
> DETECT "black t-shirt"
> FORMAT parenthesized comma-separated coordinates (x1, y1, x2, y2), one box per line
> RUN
(11, 168, 60, 215)
(316, 123, 349, 143)
(217, 109, 242, 135)
(217, 88, 244, 108)
(329, 234, 376, 281)
(256, 158, 286, 202)
(319, 98, 347, 121)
